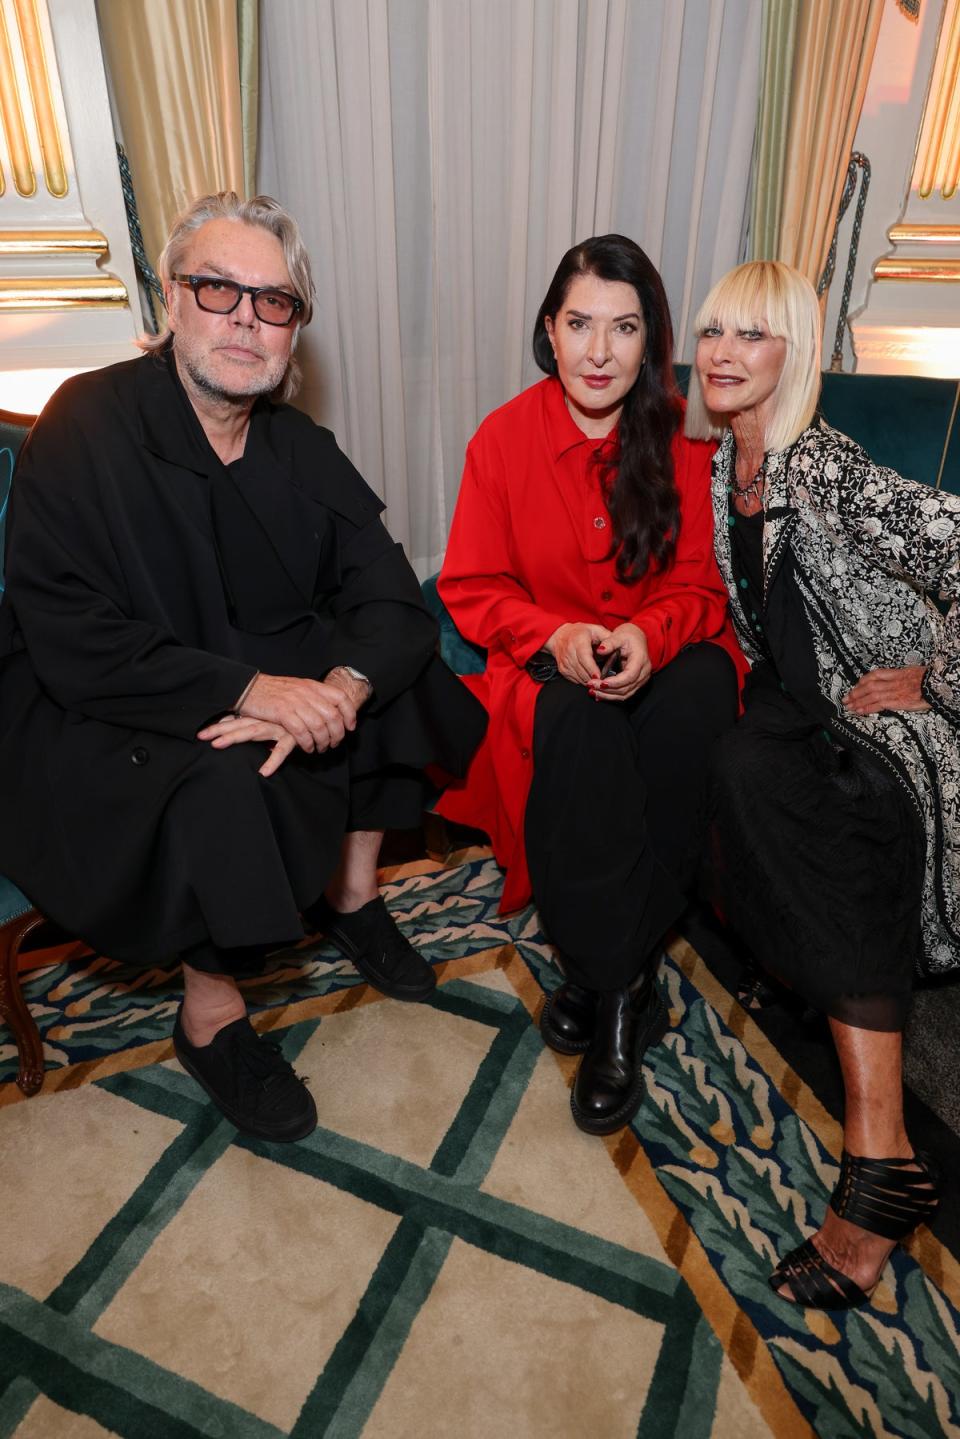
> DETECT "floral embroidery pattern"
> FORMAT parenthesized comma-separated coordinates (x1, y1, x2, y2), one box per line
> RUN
(712, 421, 960, 975)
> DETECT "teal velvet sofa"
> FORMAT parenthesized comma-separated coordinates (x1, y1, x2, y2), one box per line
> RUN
(1, 370, 958, 1096)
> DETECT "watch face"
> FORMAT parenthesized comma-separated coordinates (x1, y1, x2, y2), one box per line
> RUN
(526, 650, 558, 684)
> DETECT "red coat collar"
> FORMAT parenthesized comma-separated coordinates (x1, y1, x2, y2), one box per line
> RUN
(543, 375, 619, 460)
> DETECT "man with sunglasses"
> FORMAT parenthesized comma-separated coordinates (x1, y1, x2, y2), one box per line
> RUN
(0, 192, 484, 1141)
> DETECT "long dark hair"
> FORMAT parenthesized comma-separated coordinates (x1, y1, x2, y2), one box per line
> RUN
(533, 234, 682, 583)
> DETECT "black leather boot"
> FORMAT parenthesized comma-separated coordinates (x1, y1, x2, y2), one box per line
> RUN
(540, 982, 599, 1054)
(570, 968, 669, 1135)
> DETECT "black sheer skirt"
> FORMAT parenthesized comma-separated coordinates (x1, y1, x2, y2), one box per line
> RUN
(710, 497, 925, 1031)
(710, 663, 924, 1031)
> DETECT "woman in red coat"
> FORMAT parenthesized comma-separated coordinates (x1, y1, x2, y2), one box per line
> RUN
(438, 235, 744, 1136)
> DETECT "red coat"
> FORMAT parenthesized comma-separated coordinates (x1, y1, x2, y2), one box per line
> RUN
(437, 377, 746, 912)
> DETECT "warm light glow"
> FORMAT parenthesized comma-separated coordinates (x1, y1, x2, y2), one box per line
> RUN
(853, 326, 960, 378)
(0, 365, 93, 416)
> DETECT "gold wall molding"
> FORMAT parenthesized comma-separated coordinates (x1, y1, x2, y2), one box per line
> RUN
(13, 0, 66, 196)
(874, 256, 960, 281)
(0, 2, 33, 197)
(888, 223, 960, 245)
(0, 274, 128, 309)
(0, 227, 108, 254)
(0, 0, 69, 199)
(915, 0, 960, 199)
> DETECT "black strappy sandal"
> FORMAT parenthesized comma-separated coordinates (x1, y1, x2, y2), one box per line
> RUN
(769, 1149, 942, 1310)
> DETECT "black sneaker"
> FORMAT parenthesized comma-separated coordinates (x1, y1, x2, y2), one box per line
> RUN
(172, 1008, 317, 1141)
(308, 894, 437, 1002)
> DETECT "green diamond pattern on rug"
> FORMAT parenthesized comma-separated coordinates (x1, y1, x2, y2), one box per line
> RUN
(1, 853, 958, 1438)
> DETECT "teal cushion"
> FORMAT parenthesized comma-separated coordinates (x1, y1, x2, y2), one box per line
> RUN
(0, 411, 31, 595)
(0, 873, 33, 928)
(819, 373, 958, 489)
(940, 401, 960, 496)
(421, 573, 485, 676)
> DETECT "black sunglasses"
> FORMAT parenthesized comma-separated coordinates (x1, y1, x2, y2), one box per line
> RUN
(171, 273, 304, 327)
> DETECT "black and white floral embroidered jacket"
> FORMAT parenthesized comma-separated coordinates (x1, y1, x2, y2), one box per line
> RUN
(712, 419, 960, 977)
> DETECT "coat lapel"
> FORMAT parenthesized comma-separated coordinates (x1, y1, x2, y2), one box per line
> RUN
(760, 439, 799, 608)
(136, 351, 333, 607)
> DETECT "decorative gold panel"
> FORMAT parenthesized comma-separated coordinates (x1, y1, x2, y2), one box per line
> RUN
(0, 2, 33, 197)
(13, 0, 67, 196)
(0, 0, 68, 198)
(0, 228, 108, 254)
(915, 0, 960, 200)
(874, 256, 960, 282)
(0, 275, 128, 309)
(888, 223, 960, 245)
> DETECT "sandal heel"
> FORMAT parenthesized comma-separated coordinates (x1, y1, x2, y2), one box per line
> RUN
(770, 1147, 941, 1311)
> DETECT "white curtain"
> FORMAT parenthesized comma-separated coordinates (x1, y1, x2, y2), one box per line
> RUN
(259, 0, 762, 576)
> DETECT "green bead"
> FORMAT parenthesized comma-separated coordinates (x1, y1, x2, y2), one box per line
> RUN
(739, 578, 748, 589)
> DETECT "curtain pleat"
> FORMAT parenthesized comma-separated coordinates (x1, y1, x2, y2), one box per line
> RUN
(96, 0, 247, 269)
(749, 0, 800, 261)
(259, 0, 763, 574)
(237, 0, 259, 200)
(750, 0, 883, 283)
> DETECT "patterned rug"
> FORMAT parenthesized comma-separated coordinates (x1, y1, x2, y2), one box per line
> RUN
(2, 848, 959, 1439)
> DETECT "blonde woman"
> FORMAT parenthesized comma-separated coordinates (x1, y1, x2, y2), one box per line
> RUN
(686, 260, 955, 1310)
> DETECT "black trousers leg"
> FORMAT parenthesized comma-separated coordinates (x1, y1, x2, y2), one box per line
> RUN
(525, 643, 737, 990)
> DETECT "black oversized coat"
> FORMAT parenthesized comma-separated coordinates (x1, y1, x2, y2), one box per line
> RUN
(0, 352, 483, 963)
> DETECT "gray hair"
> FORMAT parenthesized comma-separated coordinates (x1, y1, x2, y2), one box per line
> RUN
(137, 191, 314, 403)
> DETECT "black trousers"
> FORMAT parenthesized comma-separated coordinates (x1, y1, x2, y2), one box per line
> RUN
(524, 643, 738, 991)
(180, 757, 428, 979)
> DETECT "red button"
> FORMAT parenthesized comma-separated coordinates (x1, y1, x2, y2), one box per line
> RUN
(593, 516, 606, 529)
(600, 588, 613, 602)
(520, 748, 530, 760)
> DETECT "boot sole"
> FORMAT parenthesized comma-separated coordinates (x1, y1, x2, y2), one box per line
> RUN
(540, 990, 593, 1055)
(174, 1045, 319, 1142)
(570, 990, 670, 1136)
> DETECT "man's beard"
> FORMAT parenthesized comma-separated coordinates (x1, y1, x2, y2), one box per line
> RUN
(175, 338, 288, 404)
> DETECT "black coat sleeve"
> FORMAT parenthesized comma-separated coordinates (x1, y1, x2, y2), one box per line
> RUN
(291, 425, 439, 709)
(5, 401, 255, 738)
(324, 510, 439, 709)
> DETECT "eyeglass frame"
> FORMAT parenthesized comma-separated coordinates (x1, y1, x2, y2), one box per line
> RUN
(170, 272, 305, 327)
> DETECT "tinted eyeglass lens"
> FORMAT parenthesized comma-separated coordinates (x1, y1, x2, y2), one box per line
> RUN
(253, 290, 297, 325)
(195, 278, 243, 313)
(194, 278, 296, 326)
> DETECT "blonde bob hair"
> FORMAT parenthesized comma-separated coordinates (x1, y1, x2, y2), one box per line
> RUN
(137, 191, 314, 403)
(684, 260, 821, 454)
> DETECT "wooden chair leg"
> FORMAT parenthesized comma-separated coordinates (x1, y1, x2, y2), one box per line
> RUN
(0, 909, 45, 1096)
